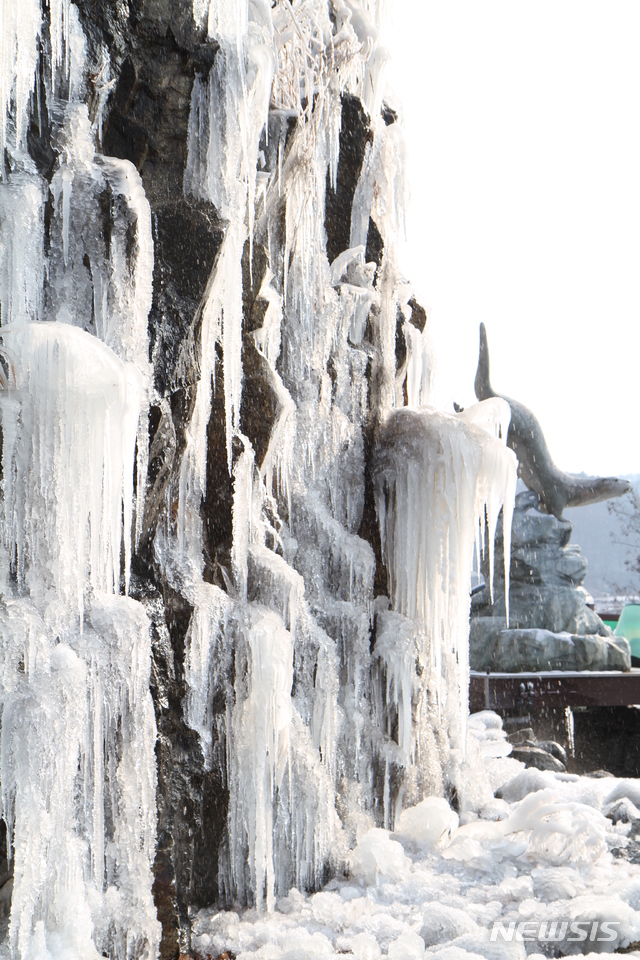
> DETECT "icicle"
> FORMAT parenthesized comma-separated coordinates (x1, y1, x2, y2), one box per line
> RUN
(184, 5, 274, 467)
(0, 0, 41, 162)
(48, 109, 154, 553)
(49, 0, 71, 89)
(232, 438, 255, 599)
(374, 611, 417, 764)
(0, 0, 80, 163)
(229, 609, 294, 913)
(403, 320, 434, 409)
(177, 234, 226, 562)
(252, 266, 283, 369)
(0, 170, 45, 326)
(67, 3, 87, 100)
(0, 595, 160, 959)
(184, 582, 233, 768)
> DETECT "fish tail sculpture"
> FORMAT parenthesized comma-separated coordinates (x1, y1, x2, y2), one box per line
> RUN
(474, 322, 630, 518)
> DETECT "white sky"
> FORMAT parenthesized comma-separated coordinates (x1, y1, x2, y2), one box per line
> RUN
(385, 1, 640, 477)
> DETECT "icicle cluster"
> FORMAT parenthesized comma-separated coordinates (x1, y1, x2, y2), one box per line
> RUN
(0, 0, 81, 164)
(0, 597, 159, 960)
(0, 323, 143, 607)
(373, 401, 517, 758)
(0, 5, 159, 956)
(175, 0, 519, 915)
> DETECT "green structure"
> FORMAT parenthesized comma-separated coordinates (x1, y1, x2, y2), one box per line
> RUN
(615, 603, 640, 662)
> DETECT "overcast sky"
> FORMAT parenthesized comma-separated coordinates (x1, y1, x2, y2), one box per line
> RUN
(385, 1, 640, 477)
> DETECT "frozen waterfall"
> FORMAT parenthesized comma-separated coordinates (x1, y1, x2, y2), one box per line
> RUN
(0, 0, 518, 955)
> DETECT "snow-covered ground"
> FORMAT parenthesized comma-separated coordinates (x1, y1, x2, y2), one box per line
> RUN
(191, 713, 640, 960)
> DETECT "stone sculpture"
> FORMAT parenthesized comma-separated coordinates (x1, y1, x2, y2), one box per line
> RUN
(474, 322, 630, 518)
(471, 325, 632, 674)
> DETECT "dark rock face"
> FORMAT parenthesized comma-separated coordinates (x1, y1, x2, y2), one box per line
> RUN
(149, 199, 225, 397)
(325, 94, 371, 265)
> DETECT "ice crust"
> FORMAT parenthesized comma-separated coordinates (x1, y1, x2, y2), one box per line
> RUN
(191, 715, 640, 960)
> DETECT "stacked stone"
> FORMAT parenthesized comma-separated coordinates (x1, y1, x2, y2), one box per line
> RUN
(470, 490, 631, 672)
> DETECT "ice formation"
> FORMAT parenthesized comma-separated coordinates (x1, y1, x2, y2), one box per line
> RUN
(0, 0, 584, 956)
(190, 713, 640, 960)
(0, 4, 158, 956)
(176, 0, 517, 915)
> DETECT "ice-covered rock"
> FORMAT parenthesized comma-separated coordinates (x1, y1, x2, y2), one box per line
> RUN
(396, 798, 459, 850)
(349, 828, 411, 885)
(469, 621, 631, 673)
(471, 490, 630, 671)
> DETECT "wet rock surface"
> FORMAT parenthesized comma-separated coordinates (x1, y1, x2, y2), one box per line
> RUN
(509, 745, 566, 772)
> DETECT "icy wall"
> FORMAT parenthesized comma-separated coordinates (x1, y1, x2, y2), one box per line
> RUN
(0, 1, 516, 957)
